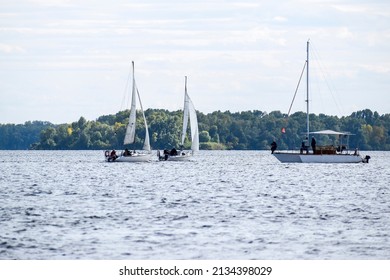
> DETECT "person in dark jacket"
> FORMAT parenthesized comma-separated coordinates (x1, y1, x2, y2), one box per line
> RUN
(270, 141, 277, 154)
(311, 136, 316, 154)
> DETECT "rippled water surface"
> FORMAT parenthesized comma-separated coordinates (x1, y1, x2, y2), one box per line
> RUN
(1, 150, 389, 259)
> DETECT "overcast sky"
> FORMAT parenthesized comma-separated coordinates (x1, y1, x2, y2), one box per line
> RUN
(1, 0, 389, 124)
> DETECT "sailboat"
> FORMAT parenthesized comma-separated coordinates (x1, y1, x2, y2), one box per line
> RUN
(104, 61, 151, 162)
(273, 41, 369, 163)
(158, 76, 199, 161)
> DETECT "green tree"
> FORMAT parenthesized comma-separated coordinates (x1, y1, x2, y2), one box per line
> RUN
(199, 131, 211, 142)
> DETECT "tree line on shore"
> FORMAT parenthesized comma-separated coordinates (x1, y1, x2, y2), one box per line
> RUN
(1, 108, 389, 151)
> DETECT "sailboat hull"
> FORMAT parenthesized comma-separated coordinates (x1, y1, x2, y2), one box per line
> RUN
(273, 152, 363, 163)
(158, 151, 193, 161)
(165, 154, 193, 161)
(105, 153, 151, 162)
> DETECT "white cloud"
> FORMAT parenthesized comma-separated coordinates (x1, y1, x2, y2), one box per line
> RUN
(273, 16, 288, 23)
(335, 27, 354, 39)
(360, 63, 390, 74)
(331, 3, 390, 17)
(0, 43, 25, 53)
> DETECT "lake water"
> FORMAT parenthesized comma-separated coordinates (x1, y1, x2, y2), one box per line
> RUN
(0, 150, 389, 260)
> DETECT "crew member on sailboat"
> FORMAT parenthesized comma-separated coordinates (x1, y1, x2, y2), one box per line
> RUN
(311, 137, 316, 154)
(270, 141, 277, 154)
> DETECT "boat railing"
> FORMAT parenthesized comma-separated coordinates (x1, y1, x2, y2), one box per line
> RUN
(276, 145, 359, 156)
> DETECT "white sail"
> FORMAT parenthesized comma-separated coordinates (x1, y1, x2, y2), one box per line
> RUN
(123, 62, 137, 145)
(137, 88, 151, 152)
(181, 76, 190, 147)
(189, 97, 199, 152)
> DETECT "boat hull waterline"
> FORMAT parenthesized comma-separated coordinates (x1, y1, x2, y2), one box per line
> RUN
(274, 152, 363, 163)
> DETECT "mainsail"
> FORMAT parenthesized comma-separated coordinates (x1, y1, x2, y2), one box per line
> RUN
(189, 97, 199, 152)
(124, 62, 137, 145)
(180, 76, 199, 152)
(181, 77, 190, 147)
(123, 61, 150, 152)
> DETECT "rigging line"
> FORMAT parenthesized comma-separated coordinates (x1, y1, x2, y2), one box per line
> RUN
(310, 43, 344, 116)
(287, 61, 307, 117)
(120, 63, 133, 112)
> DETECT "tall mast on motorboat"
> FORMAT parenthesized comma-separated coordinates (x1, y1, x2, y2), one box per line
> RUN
(306, 40, 310, 142)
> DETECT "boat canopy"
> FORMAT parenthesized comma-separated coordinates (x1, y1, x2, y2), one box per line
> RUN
(310, 130, 354, 136)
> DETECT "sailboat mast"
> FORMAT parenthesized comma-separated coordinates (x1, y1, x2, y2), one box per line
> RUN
(132, 61, 135, 82)
(306, 40, 310, 140)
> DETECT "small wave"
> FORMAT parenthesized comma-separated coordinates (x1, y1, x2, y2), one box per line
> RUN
(201, 225, 212, 228)
(84, 215, 105, 219)
(25, 210, 41, 217)
(154, 231, 174, 237)
(172, 215, 188, 221)
(64, 191, 78, 195)
(23, 190, 53, 196)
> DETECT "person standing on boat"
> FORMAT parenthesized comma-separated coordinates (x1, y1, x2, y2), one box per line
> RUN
(300, 141, 309, 154)
(311, 136, 316, 154)
(270, 141, 277, 154)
